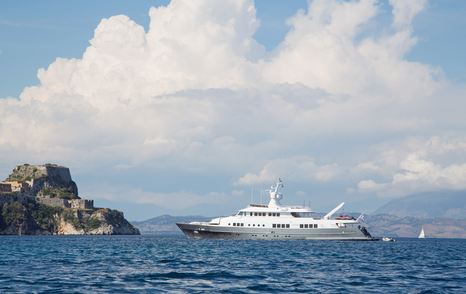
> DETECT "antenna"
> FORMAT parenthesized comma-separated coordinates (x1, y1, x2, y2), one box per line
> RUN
(250, 186, 254, 204)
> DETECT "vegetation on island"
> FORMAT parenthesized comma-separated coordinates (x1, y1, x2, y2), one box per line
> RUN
(39, 187, 78, 200)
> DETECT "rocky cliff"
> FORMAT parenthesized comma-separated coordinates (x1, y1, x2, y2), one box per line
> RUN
(0, 164, 139, 235)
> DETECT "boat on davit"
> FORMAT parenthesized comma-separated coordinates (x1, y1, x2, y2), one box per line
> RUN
(177, 179, 375, 240)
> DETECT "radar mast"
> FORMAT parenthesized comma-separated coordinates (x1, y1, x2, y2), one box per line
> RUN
(268, 178, 284, 207)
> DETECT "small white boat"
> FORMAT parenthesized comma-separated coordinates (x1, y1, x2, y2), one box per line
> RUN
(418, 227, 425, 239)
(382, 237, 395, 242)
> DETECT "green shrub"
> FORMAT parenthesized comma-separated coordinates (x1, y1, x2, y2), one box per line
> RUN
(40, 187, 76, 199)
(62, 209, 83, 229)
(84, 217, 102, 230)
(1, 202, 25, 226)
(31, 203, 61, 228)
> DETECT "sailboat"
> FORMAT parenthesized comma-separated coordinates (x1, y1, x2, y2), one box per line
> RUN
(418, 226, 425, 239)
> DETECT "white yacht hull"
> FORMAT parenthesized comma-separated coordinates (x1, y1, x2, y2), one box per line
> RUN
(177, 223, 375, 241)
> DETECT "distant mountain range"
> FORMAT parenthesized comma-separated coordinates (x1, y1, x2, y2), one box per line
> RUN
(374, 190, 466, 219)
(131, 215, 211, 234)
(365, 214, 466, 238)
(131, 190, 466, 238)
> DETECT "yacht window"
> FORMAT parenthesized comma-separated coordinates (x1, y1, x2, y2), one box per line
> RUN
(286, 224, 290, 228)
(305, 224, 308, 228)
(300, 224, 303, 228)
(272, 224, 276, 228)
(314, 224, 318, 228)
(228, 223, 231, 226)
(277, 213, 280, 217)
(248, 224, 250, 226)
(233, 223, 236, 226)
(254, 212, 258, 216)
(253, 224, 255, 227)
(241, 223, 244, 226)
(263, 224, 265, 227)
(281, 224, 285, 228)
(250, 212, 253, 216)
(268, 213, 272, 216)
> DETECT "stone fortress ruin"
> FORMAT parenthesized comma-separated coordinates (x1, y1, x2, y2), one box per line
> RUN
(0, 163, 93, 209)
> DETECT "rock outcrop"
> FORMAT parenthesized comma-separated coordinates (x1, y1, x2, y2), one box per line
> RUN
(0, 164, 139, 235)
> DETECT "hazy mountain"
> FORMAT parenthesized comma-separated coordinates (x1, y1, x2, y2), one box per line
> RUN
(131, 214, 211, 234)
(374, 190, 466, 219)
(365, 214, 466, 238)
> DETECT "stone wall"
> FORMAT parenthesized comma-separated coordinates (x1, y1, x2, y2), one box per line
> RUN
(37, 197, 69, 208)
(5, 181, 29, 192)
(37, 197, 94, 209)
(70, 199, 94, 209)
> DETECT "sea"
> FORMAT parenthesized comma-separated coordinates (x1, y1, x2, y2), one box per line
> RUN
(0, 235, 465, 293)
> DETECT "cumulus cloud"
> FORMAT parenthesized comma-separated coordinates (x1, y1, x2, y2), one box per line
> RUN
(356, 136, 466, 196)
(237, 156, 341, 186)
(389, 0, 427, 29)
(0, 0, 465, 208)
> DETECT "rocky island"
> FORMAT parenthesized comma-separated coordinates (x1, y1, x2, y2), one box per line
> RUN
(0, 164, 139, 235)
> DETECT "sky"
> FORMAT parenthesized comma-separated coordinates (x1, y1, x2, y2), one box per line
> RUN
(1, 0, 466, 221)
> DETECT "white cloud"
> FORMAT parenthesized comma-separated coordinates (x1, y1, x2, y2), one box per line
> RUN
(389, 0, 427, 29)
(356, 137, 466, 196)
(236, 156, 341, 186)
(0, 0, 465, 208)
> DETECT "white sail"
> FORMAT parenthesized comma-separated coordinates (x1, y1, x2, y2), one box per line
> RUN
(418, 227, 425, 238)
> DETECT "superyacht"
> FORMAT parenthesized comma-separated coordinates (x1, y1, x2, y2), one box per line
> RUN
(177, 179, 375, 240)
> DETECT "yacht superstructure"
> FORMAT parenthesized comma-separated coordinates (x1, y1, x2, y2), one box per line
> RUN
(177, 179, 374, 240)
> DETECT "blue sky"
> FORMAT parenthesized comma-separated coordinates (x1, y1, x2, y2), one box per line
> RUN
(1, 0, 466, 220)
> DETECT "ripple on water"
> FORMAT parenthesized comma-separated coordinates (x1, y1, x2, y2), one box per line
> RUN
(0, 235, 465, 293)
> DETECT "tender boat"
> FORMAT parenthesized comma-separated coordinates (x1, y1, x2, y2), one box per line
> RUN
(382, 237, 395, 242)
(177, 179, 375, 240)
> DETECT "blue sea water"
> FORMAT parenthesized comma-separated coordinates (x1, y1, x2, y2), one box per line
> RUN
(0, 235, 465, 293)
